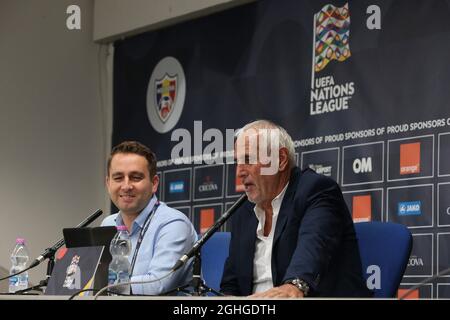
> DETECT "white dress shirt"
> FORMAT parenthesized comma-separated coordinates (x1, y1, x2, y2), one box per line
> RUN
(252, 183, 289, 293)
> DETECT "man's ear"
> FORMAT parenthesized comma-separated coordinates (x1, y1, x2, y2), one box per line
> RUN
(151, 174, 159, 194)
(279, 148, 290, 171)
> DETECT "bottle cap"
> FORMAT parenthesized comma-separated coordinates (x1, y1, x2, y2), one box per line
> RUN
(16, 238, 25, 245)
(116, 225, 128, 232)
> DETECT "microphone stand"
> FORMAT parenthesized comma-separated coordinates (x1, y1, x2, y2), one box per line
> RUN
(13, 209, 103, 295)
(168, 194, 247, 296)
(36, 246, 58, 292)
(190, 252, 221, 296)
(169, 251, 222, 296)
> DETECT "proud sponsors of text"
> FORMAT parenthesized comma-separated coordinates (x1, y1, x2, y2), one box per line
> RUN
(296, 118, 450, 148)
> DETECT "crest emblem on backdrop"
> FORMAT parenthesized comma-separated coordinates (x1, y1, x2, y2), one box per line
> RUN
(147, 57, 186, 133)
(155, 74, 177, 122)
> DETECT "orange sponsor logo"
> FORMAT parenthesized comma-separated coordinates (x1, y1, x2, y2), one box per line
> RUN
(200, 208, 215, 233)
(400, 142, 421, 175)
(352, 195, 372, 222)
(398, 288, 419, 299)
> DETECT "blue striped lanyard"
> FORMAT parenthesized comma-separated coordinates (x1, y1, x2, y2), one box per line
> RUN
(130, 200, 160, 276)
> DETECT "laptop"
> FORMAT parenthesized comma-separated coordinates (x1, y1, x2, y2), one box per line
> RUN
(45, 226, 117, 296)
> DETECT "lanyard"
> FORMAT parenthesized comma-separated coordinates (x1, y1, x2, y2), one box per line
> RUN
(129, 200, 160, 276)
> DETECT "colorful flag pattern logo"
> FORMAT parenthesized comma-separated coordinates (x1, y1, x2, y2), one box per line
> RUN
(314, 3, 351, 72)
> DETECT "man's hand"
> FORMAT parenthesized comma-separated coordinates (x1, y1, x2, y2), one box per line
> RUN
(249, 284, 305, 298)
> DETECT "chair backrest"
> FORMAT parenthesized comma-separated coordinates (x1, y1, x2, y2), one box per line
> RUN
(354, 222, 412, 298)
(200, 232, 231, 292)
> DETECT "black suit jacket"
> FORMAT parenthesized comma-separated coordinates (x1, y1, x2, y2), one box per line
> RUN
(220, 167, 372, 297)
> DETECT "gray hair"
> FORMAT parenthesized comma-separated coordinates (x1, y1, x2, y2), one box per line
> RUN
(235, 120, 296, 169)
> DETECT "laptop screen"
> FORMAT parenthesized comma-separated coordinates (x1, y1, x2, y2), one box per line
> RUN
(63, 226, 117, 248)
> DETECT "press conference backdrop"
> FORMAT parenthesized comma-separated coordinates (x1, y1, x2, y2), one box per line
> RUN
(112, 0, 450, 298)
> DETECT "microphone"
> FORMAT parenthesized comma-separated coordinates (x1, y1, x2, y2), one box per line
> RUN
(172, 194, 247, 272)
(29, 209, 103, 269)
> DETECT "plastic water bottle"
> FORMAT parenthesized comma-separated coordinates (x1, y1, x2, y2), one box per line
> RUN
(108, 225, 132, 295)
(9, 238, 29, 293)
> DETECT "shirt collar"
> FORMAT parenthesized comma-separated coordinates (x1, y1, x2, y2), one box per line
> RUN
(114, 195, 158, 234)
(254, 182, 289, 220)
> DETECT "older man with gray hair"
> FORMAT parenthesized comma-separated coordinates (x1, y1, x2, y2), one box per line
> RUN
(220, 120, 371, 297)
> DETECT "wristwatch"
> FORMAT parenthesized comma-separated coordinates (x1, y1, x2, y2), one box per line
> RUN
(285, 278, 310, 296)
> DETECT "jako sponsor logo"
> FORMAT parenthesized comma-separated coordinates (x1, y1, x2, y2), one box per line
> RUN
(169, 181, 184, 193)
(398, 201, 422, 216)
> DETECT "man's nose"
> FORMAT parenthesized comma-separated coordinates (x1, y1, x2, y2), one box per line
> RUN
(236, 164, 248, 179)
(121, 178, 133, 190)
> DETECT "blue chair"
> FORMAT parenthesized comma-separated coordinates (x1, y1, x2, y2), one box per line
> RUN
(354, 222, 412, 298)
(200, 232, 231, 293)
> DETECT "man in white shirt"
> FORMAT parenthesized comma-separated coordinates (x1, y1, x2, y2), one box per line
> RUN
(221, 120, 371, 298)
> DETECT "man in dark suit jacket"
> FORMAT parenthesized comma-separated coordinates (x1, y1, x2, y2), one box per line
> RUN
(220, 120, 371, 297)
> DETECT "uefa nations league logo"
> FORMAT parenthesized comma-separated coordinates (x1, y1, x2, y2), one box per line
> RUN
(147, 57, 186, 133)
(310, 3, 355, 116)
